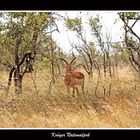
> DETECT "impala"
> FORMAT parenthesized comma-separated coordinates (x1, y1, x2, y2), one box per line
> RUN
(60, 57, 85, 97)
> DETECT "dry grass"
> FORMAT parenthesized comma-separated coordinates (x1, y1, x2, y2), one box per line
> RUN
(0, 66, 140, 128)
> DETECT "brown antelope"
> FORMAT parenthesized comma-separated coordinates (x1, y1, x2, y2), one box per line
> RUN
(60, 57, 85, 97)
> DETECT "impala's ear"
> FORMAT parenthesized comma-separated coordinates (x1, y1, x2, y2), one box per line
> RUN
(70, 57, 76, 64)
(59, 58, 68, 65)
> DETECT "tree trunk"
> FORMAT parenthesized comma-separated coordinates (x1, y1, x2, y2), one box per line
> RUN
(14, 78, 22, 94)
(51, 39, 55, 84)
(103, 53, 106, 77)
(51, 60, 55, 84)
(14, 70, 23, 94)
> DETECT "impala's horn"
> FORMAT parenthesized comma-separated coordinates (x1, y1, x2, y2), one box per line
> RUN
(59, 58, 68, 65)
(70, 57, 76, 64)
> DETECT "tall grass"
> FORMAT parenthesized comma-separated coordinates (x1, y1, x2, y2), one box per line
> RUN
(0, 66, 140, 128)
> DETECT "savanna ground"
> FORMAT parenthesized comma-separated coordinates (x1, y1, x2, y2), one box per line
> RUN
(0, 66, 140, 128)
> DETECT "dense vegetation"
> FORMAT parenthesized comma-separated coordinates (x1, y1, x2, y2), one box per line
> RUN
(0, 12, 140, 128)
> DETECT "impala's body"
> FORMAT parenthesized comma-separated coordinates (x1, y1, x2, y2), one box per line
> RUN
(60, 57, 85, 97)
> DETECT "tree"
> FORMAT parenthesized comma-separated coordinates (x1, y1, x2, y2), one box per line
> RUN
(119, 12, 140, 74)
(0, 12, 59, 94)
(89, 15, 112, 78)
(65, 16, 98, 78)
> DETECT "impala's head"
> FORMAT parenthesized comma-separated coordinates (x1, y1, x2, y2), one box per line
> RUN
(60, 57, 76, 73)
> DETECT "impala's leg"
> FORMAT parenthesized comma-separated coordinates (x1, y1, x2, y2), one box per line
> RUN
(81, 81, 84, 96)
(67, 86, 70, 94)
(76, 87, 79, 96)
(73, 86, 75, 97)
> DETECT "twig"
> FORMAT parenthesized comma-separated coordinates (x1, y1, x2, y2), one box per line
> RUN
(30, 71, 38, 96)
